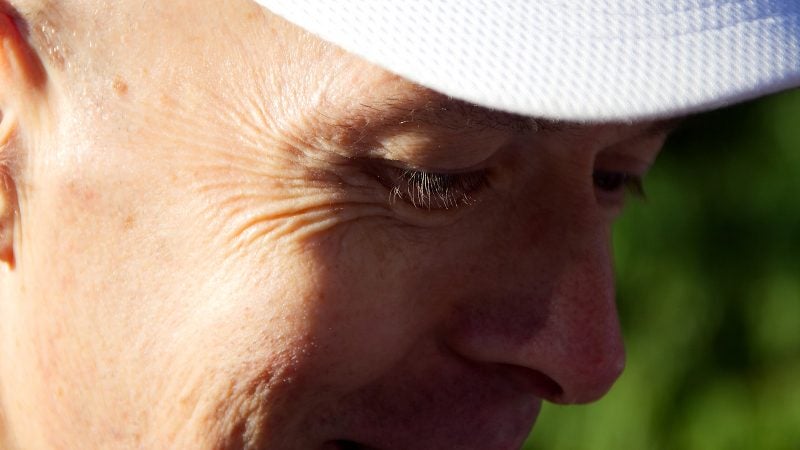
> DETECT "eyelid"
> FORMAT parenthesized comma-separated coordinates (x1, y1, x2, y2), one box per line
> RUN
(592, 170, 647, 220)
(626, 175, 646, 199)
(373, 155, 493, 175)
(594, 152, 652, 177)
(597, 130, 667, 178)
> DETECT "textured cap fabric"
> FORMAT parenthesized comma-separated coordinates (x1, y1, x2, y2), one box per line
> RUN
(254, 0, 800, 121)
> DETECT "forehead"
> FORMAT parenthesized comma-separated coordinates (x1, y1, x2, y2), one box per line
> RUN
(335, 89, 681, 135)
(36, 0, 679, 160)
(302, 44, 681, 140)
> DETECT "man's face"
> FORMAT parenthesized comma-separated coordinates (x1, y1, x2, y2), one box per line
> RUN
(0, 1, 671, 449)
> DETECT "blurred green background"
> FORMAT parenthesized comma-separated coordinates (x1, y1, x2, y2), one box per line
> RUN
(525, 89, 800, 450)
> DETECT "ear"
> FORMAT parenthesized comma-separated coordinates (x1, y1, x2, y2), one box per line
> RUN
(0, 11, 45, 92)
(0, 104, 17, 266)
(0, 10, 44, 267)
(0, 166, 14, 267)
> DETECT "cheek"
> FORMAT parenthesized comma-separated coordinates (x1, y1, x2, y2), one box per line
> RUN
(288, 217, 489, 387)
(5, 151, 349, 446)
(7, 112, 548, 448)
(9, 126, 464, 447)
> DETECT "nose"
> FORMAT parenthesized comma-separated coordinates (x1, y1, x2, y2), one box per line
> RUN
(535, 246, 626, 404)
(445, 213, 626, 404)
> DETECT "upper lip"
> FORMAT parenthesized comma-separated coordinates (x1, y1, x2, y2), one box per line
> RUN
(312, 362, 544, 450)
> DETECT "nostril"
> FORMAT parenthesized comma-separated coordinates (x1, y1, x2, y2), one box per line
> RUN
(552, 349, 626, 404)
(501, 364, 564, 401)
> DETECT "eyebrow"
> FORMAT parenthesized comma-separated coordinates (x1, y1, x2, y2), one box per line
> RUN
(320, 88, 684, 147)
(646, 117, 685, 136)
(335, 91, 542, 136)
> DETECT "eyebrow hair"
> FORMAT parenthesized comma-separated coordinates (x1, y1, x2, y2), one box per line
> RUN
(341, 91, 542, 136)
(643, 117, 685, 137)
(319, 87, 684, 148)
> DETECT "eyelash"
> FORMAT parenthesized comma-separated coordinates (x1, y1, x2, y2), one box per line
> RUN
(593, 170, 646, 199)
(380, 167, 488, 210)
(374, 165, 644, 212)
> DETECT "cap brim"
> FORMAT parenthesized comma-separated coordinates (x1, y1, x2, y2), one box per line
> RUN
(255, 0, 800, 121)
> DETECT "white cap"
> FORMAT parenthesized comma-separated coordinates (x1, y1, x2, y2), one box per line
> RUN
(254, 0, 800, 121)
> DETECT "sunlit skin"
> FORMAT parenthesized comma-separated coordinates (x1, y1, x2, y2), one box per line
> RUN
(0, 1, 673, 449)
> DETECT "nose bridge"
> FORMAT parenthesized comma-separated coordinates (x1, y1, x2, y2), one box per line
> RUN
(446, 194, 625, 404)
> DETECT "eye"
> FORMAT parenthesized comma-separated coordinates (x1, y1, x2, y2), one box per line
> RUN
(376, 165, 488, 210)
(593, 170, 644, 196)
(593, 170, 646, 206)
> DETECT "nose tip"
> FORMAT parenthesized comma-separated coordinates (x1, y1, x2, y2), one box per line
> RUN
(522, 290, 627, 404)
(546, 330, 626, 404)
(444, 192, 627, 405)
(446, 294, 627, 405)
(445, 259, 627, 405)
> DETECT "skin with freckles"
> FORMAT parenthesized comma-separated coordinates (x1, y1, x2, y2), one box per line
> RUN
(0, 1, 673, 449)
